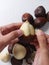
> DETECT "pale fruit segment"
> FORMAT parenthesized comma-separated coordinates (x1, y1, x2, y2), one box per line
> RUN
(20, 21, 30, 36)
(0, 46, 11, 62)
(20, 21, 35, 36)
(12, 43, 26, 60)
(0, 53, 10, 62)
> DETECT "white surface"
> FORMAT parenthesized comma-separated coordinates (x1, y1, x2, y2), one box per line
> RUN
(0, 0, 49, 65)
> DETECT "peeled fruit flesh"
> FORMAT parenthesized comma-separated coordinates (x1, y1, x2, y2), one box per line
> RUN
(20, 21, 35, 36)
(0, 46, 11, 62)
(0, 53, 10, 62)
(12, 43, 27, 60)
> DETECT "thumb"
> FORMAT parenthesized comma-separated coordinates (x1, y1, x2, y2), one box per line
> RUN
(36, 29, 47, 50)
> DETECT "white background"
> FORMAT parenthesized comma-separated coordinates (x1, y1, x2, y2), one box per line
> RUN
(0, 0, 49, 65)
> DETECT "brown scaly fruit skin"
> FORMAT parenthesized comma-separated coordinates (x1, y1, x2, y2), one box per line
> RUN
(19, 35, 35, 44)
(25, 44, 36, 58)
(47, 12, 49, 21)
(22, 13, 34, 25)
(11, 57, 23, 65)
(34, 17, 47, 28)
(8, 43, 15, 54)
(34, 6, 46, 17)
(30, 35, 39, 49)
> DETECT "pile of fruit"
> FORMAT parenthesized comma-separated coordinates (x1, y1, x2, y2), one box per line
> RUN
(0, 6, 49, 65)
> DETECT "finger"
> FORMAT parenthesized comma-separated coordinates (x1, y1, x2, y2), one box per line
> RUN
(3, 30, 23, 43)
(46, 34, 49, 44)
(36, 29, 47, 49)
(10, 38, 19, 44)
(0, 38, 19, 52)
(33, 49, 40, 65)
(1, 23, 23, 35)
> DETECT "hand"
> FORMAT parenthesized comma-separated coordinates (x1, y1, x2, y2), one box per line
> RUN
(0, 23, 23, 52)
(33, 30, 49, 65)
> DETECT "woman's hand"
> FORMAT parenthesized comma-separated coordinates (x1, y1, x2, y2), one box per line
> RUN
(33, 30, 49, 65)
(0, 23, 23, 52)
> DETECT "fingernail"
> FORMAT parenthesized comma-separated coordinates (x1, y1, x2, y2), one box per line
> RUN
(35, 29, 44, 36)
(17, 30, 23, 37)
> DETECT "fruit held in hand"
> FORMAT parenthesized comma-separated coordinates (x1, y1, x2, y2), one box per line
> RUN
(22, 13, 34, 25)
(34, 6, 46, 17)
(12, 43, 27, 60)
(34, 17, 47, 28)
(19, 21, 35, 44)
(20, 21, 35, 36)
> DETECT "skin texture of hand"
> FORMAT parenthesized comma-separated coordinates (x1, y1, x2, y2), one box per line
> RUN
(0, 23, 23, 52)
(33, 30, 49, 65)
